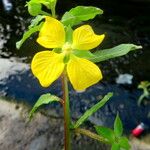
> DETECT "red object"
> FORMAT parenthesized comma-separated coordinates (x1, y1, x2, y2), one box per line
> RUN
(132, 123, 145, 137)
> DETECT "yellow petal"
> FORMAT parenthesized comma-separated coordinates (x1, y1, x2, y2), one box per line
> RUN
(31, 51, 65, 87)
(72, 25, 105, 50)
(37, 16, 65, 48)
(67, 55, 102, 90)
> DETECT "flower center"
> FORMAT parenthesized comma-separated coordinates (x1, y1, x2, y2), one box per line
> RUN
(62, 42, 72, 55)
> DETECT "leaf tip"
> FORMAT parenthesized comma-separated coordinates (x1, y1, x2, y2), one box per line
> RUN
(16, 41, 21, 49)
(131, 44, 142, 51)
(108, 92, 113, 97)
(137, 45, 142, 49)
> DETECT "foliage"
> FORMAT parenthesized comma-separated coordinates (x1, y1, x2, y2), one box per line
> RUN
(26, 0, 57, 16)
(29, 93, 60, 119)
(95, 114, 131, 150)
(16, 21, 43, 49)
(138, 81, 150, 105)
(73, 92, 113, 128)
(16, 0, 142, 149)
(90, 44, 142, 62)
(61, 6, 103, 27)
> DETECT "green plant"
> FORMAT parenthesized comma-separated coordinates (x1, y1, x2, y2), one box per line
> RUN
(16, 0, 142, 149)
(138, 81, 150, 105)
(95, 114, 130, 150)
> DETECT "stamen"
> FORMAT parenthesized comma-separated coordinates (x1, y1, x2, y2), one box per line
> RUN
(62, 42, 72, 55)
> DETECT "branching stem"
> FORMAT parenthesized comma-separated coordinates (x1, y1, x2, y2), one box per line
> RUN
(75, 128, 110, 145)
(61, 72, 71, 150)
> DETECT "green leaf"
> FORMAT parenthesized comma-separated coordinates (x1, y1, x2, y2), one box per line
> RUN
(73, 50, 95, 59)
(27, 2, 42, 16)
(89, 44, 142, 63)
(119, 137, 131, 150)
(61, 6, 103, 27)
(28, 0, 50, 9)
(39, 0, 54, 9)
(73, 92, 113, 128)
(28, 15, 45, 29)
(29, 93, 60, 119)
(138, 81, 150, 89)
(114, 114, 123, 137)
(16, 22, 43, 49)
(26, 0, 56, 13)
(95, 126, 115, 143)
(111, 143, 120, 150)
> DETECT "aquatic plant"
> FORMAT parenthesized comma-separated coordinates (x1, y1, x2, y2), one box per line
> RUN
(16, 0, 142, 149)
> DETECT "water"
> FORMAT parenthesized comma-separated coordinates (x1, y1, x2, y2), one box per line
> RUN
(0, 0, 150, 132)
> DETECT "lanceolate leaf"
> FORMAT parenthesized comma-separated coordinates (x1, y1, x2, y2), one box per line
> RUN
(89, 44, 142, 63)
(73, 92, 113, 128)
(29, 93, 60, 119)
(61, 6, 103, 27)
(95, 126, 115, 143)
(28, 15, 45, 29)
(119, 137, 131, 150)
(114, 114, 123, 137)
(16, 22, 43, 49)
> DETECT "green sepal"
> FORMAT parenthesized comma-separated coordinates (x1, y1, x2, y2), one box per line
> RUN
(29, 93, 60, 119)
(95, 126, 115, 143)
(53, 48, 62, 53)
(73, 50, 94, 59)
(61, 6, 103, 27)
(114, 113, 123, 137)
(65, 26, 73, 43)
(73, 92, 113, 128)
(89, 44, 142, 63)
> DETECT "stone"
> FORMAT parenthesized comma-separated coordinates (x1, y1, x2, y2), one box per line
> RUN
(0, 98, 149, 150)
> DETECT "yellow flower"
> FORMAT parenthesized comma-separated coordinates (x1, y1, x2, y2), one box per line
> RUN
(31, 16, 105, 91)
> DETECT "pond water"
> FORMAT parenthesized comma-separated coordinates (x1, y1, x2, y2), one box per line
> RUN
(0, 0, 150, 133)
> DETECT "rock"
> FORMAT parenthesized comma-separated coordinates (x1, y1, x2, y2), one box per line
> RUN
(28, 135, 47, 150)
(0, 98, 149, 150)
(131, 137, 150, 150)
(0, 98, 109, 150)
(116, 73, 133, 84)
(0, 99, 62, 150)
(0, 57, 29, 84)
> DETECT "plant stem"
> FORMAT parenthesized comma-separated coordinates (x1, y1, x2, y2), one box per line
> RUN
(40, 10, 50, 16)
(75, 128, 110, 145)
(61, 73, 71, 150)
